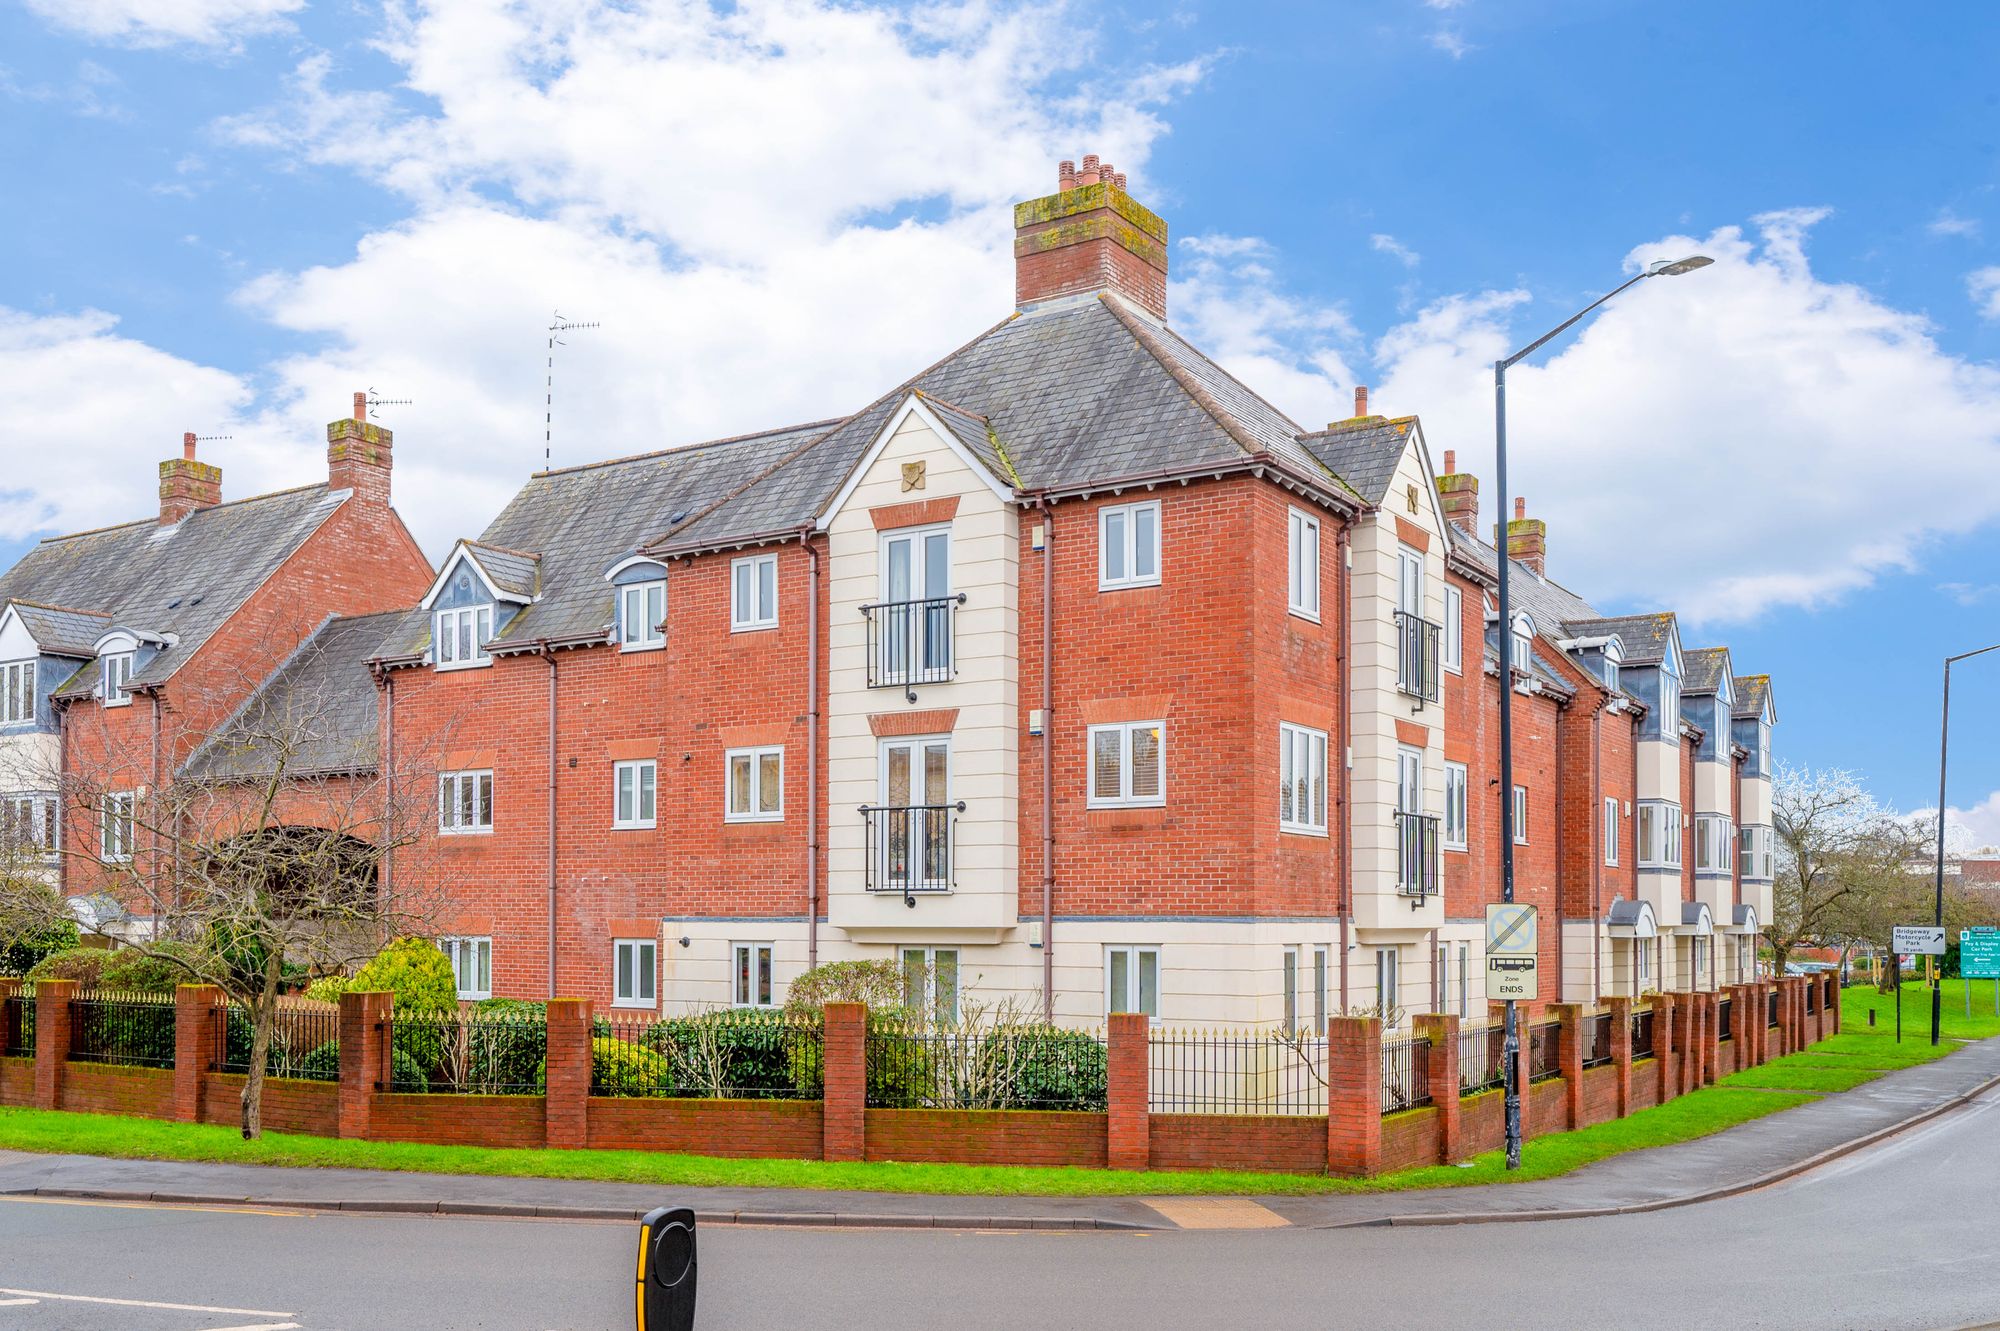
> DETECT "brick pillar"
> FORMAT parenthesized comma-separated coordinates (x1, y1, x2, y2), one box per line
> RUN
(1607, 996, 1633, 1118)
(171, 985, 222, 1123)
(822, 1002, 867, 1163)
(1106, 1012, 1150, 1170)
(33, 978, 75, 1111)
(1414, 1013, 1460, 1163)
(544, 999, 591, 1150)
(338, 990, 391, 1139)
(1829, 973, 1842, 1034)
(1778, 978, 1796, 1055)
(1553, 1005, 1584, 1129)
(1655, 997, 1677, 1103)
(1327, 1016, 1382, 1177)
(1676, 992, 1701, 1091)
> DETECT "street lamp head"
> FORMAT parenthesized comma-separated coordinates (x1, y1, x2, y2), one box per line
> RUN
(1648, 255, 1714, 277)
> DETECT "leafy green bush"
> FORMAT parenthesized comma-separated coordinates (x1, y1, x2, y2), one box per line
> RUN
(302, 975, 351, 1006)
(223, 1008, 326, 1080)
(861, 1021, 938, 1108)
(983, 1026, 1109, 1110)
(782, 959, 907, 1016)
(644, 1011, 802, 1098)
(584, 1035, 675, 1096)
(26, 946, 110, 988)
(101, 942, 210, 994)
(300, 1038, 340, 1082)
(351, 937, 458, 1014)
(0, 902, 77, 977)
(466, 999, 546, 1092)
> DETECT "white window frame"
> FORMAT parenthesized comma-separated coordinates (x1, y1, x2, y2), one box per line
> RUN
(1375, 947, 1400, 1022)
(1286, 507, 1320, 620)
(730, 553, 779, 631)
(99, 791, 135, 862)
(1603, 638, 1624, 692)
(900, 946, 960, 1022)
(613, 937, 657, 1008)
(1098, 500, 1162, 591)
(613, 759, 657, 830)
(1637, 799, 1683, 869)
(1105, 945, 1159, 1018)
(1, 793, 58, 857)
(440, 936, 492, 1001)
(1442, 585, 1463, 675)
(1278, 722, 1329, 836)
(101, 650, 135, 706)
(618, 580, 666, 650)
(1456, 943, 1470, 1019)
(1695, 813, 1733, 874)
(1740, 823, 1774, 880)
(1512, 785, 1529, 844)
(1634, 936, 1652, 994)
(876, 524, 953, 683)
(1283, 946, 1299, 1031)
(438, 769, 494, 835)
(733, 942, 776, 1008)
(1, 659, 33, 724)
(433, 605, 493, 669)
(725, 746, 784, 822)
(1510, 613, 1533, 675)
(1604, 796, 1620, 865)
(1087, 720, 1164, 809)
(1443, 761, 1468, 851)
(1660, 669, 1681, 733)
(1313, 945, 1329, 1031)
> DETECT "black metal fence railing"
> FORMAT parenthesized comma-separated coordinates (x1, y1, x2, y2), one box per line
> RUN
(384, 1009, 549, 1095)
(593, 1010, 825, 1101)
(2, 987, 31, 1058)
(68, 991, 176, 1069)
(1394, 609, 1442, 704)
(1631, 1007, 1656, 1060)
(1768, 990, 1780, 1029)
(865, 1020, 1107, 1110)
(1717, 997, 1734, 1042)
(1458, 1023, 1506, 1095)
(1582, 1012, 1614, 1068)
(1381, 1036, 1433, 1115)
(861, 803, 962, 901)
(863, 594, 964, 696)
(1528, 1019, 1561, 1083)
(1148, 1028, 1327, 1115)
(215, 1002, 341, 1082)
(1395, 811, 1441, 900)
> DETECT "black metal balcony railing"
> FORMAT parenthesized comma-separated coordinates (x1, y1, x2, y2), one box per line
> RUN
(862, 802, 965, 906)
(1394, 610, 1442, 705)
(1395, 811, 1440, 901)
(863, 594, 965, 699)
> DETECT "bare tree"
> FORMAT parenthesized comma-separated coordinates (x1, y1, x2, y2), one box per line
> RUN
(1771, 763, 1933, 976)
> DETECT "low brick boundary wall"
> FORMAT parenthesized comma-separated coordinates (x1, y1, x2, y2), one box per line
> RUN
(0, 981, 1840, 1178)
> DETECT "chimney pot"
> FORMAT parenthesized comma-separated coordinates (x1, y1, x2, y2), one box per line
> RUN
(1515, 496, 1526, 519)
(1506, 495, 1547, 575)
(159, 433, 222, 524)
(183, 432, 197, 460)
(352, 390, 368, 422)
(328, 392, 395, 505)
(1082, 153, 1099, 172)
(1354, 385, 1369, 417)
(1443, 449, 1456, 473)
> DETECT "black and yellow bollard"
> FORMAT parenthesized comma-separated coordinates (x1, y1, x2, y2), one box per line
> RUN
(636, 1206, 698, 1331)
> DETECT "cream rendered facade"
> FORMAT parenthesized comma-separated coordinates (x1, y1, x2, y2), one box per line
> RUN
(0, 609, 61, 884)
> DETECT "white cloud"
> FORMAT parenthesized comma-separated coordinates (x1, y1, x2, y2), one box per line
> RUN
(1947, 790, 2000, 853)
(1429, 29, 1473, 58)
(1929, 209, 1981, 240)
(1971, 266, 2000, 321)
(1371, 233, 1421, 267)
(1938, 581, 2000, 606)
(1423, 0, 1469, 9)
(22, 0, 302, 48)
(1371, 208, 2000, 623)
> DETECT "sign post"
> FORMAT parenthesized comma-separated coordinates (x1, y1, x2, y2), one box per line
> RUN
(1486, 903, 1537, 1171)
(1960, 928, 2000, 1017)
(1894, 927, 1947, 1047)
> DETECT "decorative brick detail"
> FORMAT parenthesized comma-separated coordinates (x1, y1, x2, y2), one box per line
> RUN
(1106, 1012, 1149, 1170)
(868, 708, 960, 738)
(34, 978, 75, 1110)
(544, 999, 592, 1149)
(1327, 1016, 1381, 1177)
(1394, 719, 1430, 749)
(1554, 1004, 1585, 1129)
(1414, 1013, 1460, 1162)
(1392, 516, 1431, 552)
(172, 985, 222, 1123)
(822, 1002, 867, 1163)
(870, 496, 961, 530)
(1606, 996, 1633, 1118)
(338, 990, 391, 1139)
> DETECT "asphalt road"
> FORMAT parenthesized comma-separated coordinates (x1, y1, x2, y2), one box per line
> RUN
(5, 1092, 1999, 1331)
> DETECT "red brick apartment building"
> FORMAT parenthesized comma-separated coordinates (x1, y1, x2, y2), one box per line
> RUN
(0, 158, 1777, 1029)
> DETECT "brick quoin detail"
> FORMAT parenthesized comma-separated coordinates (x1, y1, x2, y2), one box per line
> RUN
(1106, 1012, 1149, 1170)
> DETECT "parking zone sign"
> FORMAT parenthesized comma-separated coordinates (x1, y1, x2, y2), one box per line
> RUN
(1486, 903, 1539, 1001)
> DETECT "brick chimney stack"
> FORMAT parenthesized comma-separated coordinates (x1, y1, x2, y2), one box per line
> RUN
(158, 432, 222, 525)
(1434, 448, 1479, 535)
(1507, 494, 1547, 575)
(327, 389, 394, 505)
(1015, 154, 1168, 318)
(1354, 385, 1369, 417)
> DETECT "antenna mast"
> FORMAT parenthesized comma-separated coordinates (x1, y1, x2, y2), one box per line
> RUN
(545, 311, 600, 468)
(366, 389, 414, 421)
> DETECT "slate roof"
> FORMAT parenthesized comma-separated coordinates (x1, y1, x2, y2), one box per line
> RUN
(1733, 674, 1772, 720)
(183, 611, 398, 780)
(0, 485, 350, 695)
(1682, 646, 1730, 695)
(1563, 613, 1678, 667)
(1298, 417, 1418, 506)
(462, 543, 542, 601)
(4, 601, 111, 658)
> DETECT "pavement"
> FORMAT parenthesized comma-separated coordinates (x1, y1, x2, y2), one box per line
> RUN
(3, 1032, 1995, 1235)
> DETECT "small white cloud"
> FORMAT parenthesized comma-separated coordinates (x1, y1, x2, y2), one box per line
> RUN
(1938, 581, 2000, 606)
(1180, 234, 1273, 259)
(1929, 209, 1981, 240)
(1424, 0, 1469, 9)
(1370, 233, 1421, 268)
(22, 0, 301, 48)
(1429, 29, 1473, 58)
(1970, 266, 2000, 321)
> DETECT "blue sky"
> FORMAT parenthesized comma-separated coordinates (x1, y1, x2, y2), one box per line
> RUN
(2, 0, 1997, 831)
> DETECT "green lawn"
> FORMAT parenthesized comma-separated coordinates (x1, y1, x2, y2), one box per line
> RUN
(1718, 1061, 1885, 1093)
(1842, 978, 2000, 1043)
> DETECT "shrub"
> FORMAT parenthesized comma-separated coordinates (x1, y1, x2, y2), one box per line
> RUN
(26, 946, 110, 988)
(585, 1035, 675, 1096)
(302, 975, 351, 1006)
(300, 1038, 341, 1082)
(464, 999, 546, 1092)
(387, 1046, 427, 1093)
(351, 937, 458, 1014)
(860, 1019, 939, 1108)
(223, 1007, 325, 1080)
(0, 900, 77, 976)
(782, 959, 908, 1017)
(982, 1026, 1108, 1110)
(645, 1010, 802, 1098)
(101, 942, 210, 994)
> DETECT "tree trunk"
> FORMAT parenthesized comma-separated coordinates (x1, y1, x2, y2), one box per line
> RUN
(239, 952, 284, 1139)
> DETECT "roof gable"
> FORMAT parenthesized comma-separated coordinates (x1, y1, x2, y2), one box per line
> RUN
(813, 393, 1017, 527)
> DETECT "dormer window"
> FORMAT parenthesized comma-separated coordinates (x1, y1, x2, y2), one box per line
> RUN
(619, 580, 666, 650)
(1510, 612, 1534, 674)
(102, 651, 135, 706)
(1660, 667, 1680, 733)
(1602, 638, 1623, 692)
(1, 659, 32, 724)
(435, 605, 492, 668)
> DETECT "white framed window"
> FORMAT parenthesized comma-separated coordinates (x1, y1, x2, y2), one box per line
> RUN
(1285, 946, 1329, 1031)
(613, 937, 657, 1008)
(1659, 669, 1681, 734)
(733, 942, 776, 1008)
(1, 659, 33, 724)
(102, 651, 135, 705)
(1442, 585, 1463, 674)
(1512, 785, 1529, 844)
(1313, 945, 1329, 1030)
(877, 525, 953, 683)
(1088, 721, 1164, 809)
(1456, 943, 1470, 1019)
(1695, 814, 1732, 874)
(1375, 947, 1400, 1021)
(1286, 507, 1320, 619)
(1443, 761, 1468, 850)
(1, 794, 57, 857)
(1510, 613, 1533, 675)
(1633, 937, 1652, 994)
(731, 553, 778, 631)
(725, 746, 784, 822)
(1436, 942, 1448, 1012)
(618, 580, 666, 649)
(434, 606, 492, 668)
(1637, 800, 1682, 868)
(438, 770, 494, 834)
(1283, 947, 1299, 1031)
(100, 791, 135, 862)
(613, 759, 657, 829)
(1099, 500, 1161, 590)
(1602, 638, 1623, 692)
(1105, 945, 1159, 1018)
(1604, 796, 1620, 865)
(1740, 823, 1775, 880)
(876, 736, 951, 891)
(900, 946, 959, 1021)
(1278, 722, 1328, 835)
(440, 936, 491, 1000)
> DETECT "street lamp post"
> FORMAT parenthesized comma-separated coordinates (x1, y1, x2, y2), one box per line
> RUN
(1931, 643, 2000, 1047)
(1493, 254, 1712, 1170)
